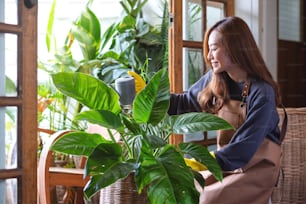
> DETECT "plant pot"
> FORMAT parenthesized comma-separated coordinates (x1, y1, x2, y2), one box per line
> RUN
(99, 174, 148, 204)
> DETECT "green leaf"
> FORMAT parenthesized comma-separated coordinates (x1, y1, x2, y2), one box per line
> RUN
(75, 110, 124, 131)
(136, 18, 150, 37)
(52, 46, 78, 73)
(100, 50, 120, 60)
(51, 132, 108, 156)
(135, 145, 165, 194)
(71, 24, 97, 60)
(77, 59, 102, 73)
(179, 142, 223, 181)
(144, 134, 167, 148)
(46, 0, 56, 52)
(193, 170, 206, 189)
(77, 7, 101, 43)
(5, 76, 16, 94)
(171, 112, 233, 134)
(100, 23, 117, 51)
(71, 7, 101, 60)
(133, 69, 170, 125)
(126, 134, 143, 160)
(136, 145, 199, 204)
(84, 160, 136, 199)
(5, 107, 16, 122)
(51, 72, 121, 113)
(118, 15, 136, 32)
(85, 143, 123, 175)
(121, 114, 142, 135)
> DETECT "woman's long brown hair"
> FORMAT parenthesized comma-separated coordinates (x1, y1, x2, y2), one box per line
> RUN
(198, 16, 282, 113)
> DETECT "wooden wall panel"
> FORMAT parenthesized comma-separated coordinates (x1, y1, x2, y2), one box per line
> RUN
(278, 40, 306, 107)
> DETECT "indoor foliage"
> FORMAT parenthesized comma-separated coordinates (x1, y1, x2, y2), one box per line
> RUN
(51, 68, 232, 203)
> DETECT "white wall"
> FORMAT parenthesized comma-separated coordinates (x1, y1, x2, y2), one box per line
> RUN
(235, 0, 278, 80)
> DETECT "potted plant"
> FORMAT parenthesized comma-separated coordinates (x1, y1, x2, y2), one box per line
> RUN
(50, 68, 232, 203)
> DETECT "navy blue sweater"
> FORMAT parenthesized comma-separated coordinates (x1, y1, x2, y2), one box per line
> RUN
(169, 70, 281, 171)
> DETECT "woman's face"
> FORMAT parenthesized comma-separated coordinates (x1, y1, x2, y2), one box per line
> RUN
(207, 30, 233, 74)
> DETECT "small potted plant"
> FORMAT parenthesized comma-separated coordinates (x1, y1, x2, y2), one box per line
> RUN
(50, 68, 232, 203)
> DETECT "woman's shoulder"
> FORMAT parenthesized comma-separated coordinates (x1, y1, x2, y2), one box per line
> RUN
(248, 78, 276, 103)
(250, 78, 275, 93)
(199, 69, 213, 82)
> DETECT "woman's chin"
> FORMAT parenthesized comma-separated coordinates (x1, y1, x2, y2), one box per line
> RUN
(212, 67, 222, 74)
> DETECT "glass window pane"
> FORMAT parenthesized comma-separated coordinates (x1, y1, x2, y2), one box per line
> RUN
(0, 106, 18, 170)
(278, 0, 301, 41)
(0, 178, 18, 204)
(207, 143, 217, 151)
(183, 0, 203, 41)
(0, 33, 18, 96)
(207, 1, 225, 28)
(183, 48, 204, 91)
(207, 130, 217, 139)
(184, 132, 204, 143)
(184, 131, 217, 151)
(0, 0, 18, 25)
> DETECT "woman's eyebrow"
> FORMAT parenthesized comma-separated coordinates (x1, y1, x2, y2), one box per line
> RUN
(209, 43, 219, 47)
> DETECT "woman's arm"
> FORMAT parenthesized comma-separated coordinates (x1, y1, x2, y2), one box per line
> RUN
(168, 70, 212, 115)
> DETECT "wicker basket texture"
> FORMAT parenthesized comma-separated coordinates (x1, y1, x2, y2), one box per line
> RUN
(99, 173, 148, 204)
(272, 108, 306, 204)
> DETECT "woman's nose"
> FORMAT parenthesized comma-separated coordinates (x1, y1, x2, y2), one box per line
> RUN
(207, 51, 212, 60)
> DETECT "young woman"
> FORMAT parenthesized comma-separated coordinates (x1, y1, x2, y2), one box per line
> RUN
(168, 16, 284, 204)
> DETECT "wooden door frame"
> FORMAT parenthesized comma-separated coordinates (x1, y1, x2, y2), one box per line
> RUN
(0, 1, 37, 203)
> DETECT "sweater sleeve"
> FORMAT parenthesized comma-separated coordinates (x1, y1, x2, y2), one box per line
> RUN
(168, 71, 212, 115)
(214, 82, 281, 171)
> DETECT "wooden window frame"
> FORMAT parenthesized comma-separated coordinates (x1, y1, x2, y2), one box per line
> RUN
(0, 1, 38, 203)
(168, 0, 233, 145)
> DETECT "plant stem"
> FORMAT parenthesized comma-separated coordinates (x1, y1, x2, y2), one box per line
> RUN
(107, 128, 117, 143)
(120, 132, 133, 158)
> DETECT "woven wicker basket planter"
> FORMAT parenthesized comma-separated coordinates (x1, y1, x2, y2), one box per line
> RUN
(99, 174, 148, 204)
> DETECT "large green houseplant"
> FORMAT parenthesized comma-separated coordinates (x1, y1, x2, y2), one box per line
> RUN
(50, 68, 232, 203)
(38, 0, 168, 132)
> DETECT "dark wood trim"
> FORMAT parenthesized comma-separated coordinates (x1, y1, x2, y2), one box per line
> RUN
(19, 1, 38, 203)
(183, 40, 203, 49)
(0, 169, 23, 179)
(210, 0, 235, 16)
(168, 0, 184, 145)
(168, 0, 183, 94)
(0, 97, 23, 106)
(303, 0, 306, 42)
(0, 23, 22, 33)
